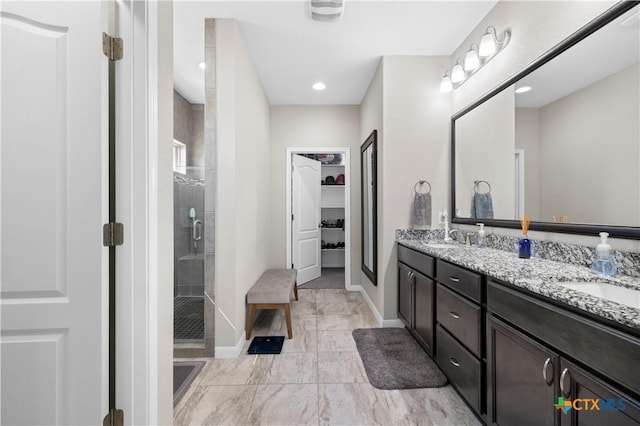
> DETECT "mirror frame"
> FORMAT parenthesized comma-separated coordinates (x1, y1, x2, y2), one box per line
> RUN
(451, 1, 640, 240)
(361, 130, 378, 284)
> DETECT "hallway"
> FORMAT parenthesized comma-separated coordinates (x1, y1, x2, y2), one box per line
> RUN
(173, 289, 479, 425)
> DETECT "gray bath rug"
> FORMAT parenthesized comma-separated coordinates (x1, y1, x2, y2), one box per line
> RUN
(352, 327, 447, 390)
(173, 361, 205, 406)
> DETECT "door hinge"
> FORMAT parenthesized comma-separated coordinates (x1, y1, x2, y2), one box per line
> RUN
(102, 32, 123, 61)
(103, 409, 124, 426)
(291, 263, 294, 268)
(292, 214, 294, 221)
(103, 223, 124, 247)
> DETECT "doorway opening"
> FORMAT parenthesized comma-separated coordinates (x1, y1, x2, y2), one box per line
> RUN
(286, 148, 351, 290)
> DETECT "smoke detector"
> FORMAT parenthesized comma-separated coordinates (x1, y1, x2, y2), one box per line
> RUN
(310, 0, 345, 22)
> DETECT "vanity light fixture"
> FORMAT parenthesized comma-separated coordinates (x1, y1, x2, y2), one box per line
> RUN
(440, 26, 510, 93)
(515, 86, 532, 94)
(464, 44, 480, 71)
(451, 61, 465, 83)
(440, 72, 453, 93)
(312, 82, 326, 91)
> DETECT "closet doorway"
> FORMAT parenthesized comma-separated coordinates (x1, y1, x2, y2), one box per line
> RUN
(286, 148, 351, 290)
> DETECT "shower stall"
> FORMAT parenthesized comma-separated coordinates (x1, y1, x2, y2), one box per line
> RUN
(173, 169, 205, 343)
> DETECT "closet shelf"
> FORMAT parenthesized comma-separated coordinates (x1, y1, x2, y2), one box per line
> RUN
(322, 248, 345, 252)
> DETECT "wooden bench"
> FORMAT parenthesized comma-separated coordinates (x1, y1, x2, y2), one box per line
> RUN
(246, 269, 298, 339)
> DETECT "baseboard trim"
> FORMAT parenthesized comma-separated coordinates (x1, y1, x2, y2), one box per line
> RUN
(214, 332, 246, 358)
(381, 319, 404, 328)
(350, 285, 383, 327)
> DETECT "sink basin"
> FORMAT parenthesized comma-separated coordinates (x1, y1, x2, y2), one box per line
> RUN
(425, 243, 458, 249)
(555, 282, 640, 309)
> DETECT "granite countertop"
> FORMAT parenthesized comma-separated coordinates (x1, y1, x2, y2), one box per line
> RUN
(396, 237, 640, 332)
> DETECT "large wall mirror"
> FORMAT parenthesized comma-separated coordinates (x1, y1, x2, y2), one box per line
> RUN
(452, 2, 640, 238)
(361, 130, 378, 284)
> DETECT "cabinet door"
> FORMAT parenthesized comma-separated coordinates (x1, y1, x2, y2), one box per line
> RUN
(487, 315, 559, 426)
(560, 360, 640, 426)
(414, 272, 435, 355)
(398, 262, 413, 328)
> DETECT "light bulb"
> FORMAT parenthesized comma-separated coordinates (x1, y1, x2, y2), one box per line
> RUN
(451, 63, 465, 83)
(440, 74, 452, 93)
(515, 86, 532, 94)
(312, 82, 326, 91)
(464, 47, 480, 71)
(479, 28, 497, 57)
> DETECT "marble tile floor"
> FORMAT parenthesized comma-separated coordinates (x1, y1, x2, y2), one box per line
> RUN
(174, 289, 480, 426)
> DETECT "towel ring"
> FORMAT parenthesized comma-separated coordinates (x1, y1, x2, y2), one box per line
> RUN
(414, 180, 431, 194)
(474, 180, 491, 194)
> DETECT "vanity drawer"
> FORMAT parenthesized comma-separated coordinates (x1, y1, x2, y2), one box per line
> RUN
(436, 260, 482, 303)
(437, 284, 482, 357)
(436, 324, 482, 413)
(398, 244, 435, 278)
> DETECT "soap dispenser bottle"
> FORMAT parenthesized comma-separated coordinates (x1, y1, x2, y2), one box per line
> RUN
(477, 223, 486, 248)
(591, 232, 617, 277)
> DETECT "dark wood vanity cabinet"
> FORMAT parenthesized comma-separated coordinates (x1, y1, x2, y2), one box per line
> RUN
(397, 244, 640, 425)
(559, 360, 640, 426)
(487, 315, 560, 426)
(397, 245, 435, 355)
(487, 280, 640, 426)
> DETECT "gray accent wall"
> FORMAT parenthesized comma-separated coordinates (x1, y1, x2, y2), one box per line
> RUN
(173, 89, 204, 168)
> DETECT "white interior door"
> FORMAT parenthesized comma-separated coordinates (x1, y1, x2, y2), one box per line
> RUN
(1, 2, 107, 424)
(292, 155, 321, 284)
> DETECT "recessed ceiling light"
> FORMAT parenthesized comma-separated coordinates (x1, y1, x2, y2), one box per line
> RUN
(312, 82, 326, 91)
(515, 86, 532, 94)
(198, 61, 206, 70)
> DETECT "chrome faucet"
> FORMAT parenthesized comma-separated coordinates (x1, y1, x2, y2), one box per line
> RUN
(449, 229, 470, 246)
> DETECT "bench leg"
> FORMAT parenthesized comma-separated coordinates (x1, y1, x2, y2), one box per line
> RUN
(294, 281, 299, 301)
(284, 304, 293, 339)
(246, 304, 256, 340)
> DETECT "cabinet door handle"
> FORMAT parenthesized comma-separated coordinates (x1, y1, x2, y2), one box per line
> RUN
(449, 276, 460, 283)
(542, 358, 553, 386)
(560, 367, 571, 398)
(448, 357, 460, 367)
(407, 270, 413, 282)
(449, 311, 460, 319)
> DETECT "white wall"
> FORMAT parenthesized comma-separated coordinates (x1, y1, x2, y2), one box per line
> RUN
(538, 63, 639, 225)
(359, 60, 383, 314)
(269, 105, 361, 286)
(360, 56, 450, 320)
(215, 19, 271, 348)
(456, 88, 515, 220)
(515, 108, 541, 220)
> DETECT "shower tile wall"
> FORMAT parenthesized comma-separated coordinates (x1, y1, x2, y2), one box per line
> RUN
(204, 18, 217, 356)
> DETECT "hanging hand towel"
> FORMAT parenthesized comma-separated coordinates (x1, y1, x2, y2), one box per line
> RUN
(412, 190, 432, 230)
(470, 192, 494, 219)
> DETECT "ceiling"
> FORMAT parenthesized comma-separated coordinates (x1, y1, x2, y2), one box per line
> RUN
(173, 1, 497, 105)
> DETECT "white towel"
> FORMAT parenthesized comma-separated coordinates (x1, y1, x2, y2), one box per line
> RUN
(412, 192, 432, 230)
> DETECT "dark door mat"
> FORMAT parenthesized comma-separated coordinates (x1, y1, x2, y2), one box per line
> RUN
(247, 336, 285, 354)
(174, 361, 205, 406)
(352, 328, 447, 390)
